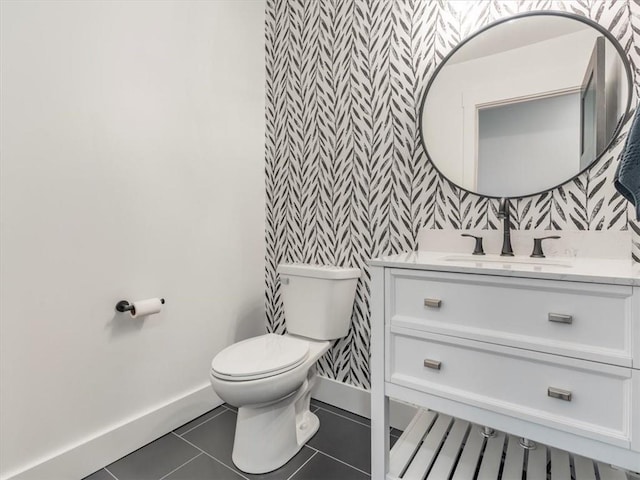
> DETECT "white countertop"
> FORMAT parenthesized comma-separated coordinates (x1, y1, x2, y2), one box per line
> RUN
(369, 251, 640, 286)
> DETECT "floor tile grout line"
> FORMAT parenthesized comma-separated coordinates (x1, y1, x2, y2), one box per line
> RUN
(305, 446, 370, 476)
(101, 404, 377, 480)
(313, 405, 371, 428)
(170, 432, 251, 480)
(286, 450, 318, 480)
(175, 407, 230, 436)
(103, 467, 119, 480)
(157, 452, 203, 480)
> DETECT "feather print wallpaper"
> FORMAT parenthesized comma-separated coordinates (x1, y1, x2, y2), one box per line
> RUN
(265, 0, 640, 389)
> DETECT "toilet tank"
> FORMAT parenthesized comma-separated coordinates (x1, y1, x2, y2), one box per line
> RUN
(277, 264, 360, 340)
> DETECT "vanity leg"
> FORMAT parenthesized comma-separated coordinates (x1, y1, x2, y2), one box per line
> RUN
(371, 394, 389, 480)
(371, 266, 389, 480)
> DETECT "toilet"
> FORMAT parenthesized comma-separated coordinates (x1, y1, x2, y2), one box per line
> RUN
(209, 263, 360, 474)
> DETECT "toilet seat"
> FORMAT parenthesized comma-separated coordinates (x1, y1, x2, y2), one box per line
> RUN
(211, 334, 310, 381)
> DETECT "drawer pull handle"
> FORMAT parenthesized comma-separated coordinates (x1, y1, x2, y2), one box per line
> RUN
(423, 359, 442, 370)
(548, 387, 572, 402)
(548, 313, 572, 324)
(424, 298, 442, 308)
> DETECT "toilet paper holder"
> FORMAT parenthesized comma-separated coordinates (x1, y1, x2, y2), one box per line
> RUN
(115, 298, 165, 314)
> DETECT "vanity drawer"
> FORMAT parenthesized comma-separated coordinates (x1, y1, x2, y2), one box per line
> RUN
(389, 269, 634, 366)
(388, 328, 632, 447)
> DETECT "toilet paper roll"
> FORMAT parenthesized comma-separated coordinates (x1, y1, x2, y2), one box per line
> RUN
(130, 298, 163, 318)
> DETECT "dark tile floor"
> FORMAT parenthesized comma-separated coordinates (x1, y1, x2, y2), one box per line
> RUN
(83, 400, 402, 480)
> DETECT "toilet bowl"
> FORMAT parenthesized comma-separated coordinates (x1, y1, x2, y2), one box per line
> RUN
(210, 334, 330, 473)
(210, 333, 329, 407)
(209, 263, 360, 474)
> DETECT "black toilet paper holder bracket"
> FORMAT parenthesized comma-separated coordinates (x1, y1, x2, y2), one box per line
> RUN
(115, 298, 165, 314)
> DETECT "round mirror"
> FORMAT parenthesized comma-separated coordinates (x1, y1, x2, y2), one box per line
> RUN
(420, 12, 632, 199)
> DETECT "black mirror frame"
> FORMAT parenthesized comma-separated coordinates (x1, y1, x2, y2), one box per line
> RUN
(418, 10, 634, 200)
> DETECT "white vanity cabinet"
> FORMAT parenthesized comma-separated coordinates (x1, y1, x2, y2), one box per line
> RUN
(370, 253, 640, 480)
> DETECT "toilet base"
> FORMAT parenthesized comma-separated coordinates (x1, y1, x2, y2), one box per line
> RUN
(231, 368, 319, 474)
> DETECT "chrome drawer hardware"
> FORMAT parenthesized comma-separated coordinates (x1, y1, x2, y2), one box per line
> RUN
(548, 313, 572, 324)
(424, 298, 442, 308)
(548, 387, 572, 402)
(423, 359, 442, 370)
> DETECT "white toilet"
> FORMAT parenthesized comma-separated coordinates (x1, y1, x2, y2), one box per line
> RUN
(209, 263, 360, 474)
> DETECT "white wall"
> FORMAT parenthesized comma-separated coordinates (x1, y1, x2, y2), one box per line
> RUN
(0, 1, 265, 478)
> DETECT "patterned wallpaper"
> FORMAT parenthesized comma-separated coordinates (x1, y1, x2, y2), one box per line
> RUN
(265, 0, 640, 389)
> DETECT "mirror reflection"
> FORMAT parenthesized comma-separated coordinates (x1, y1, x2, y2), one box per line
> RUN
(421, 14, 630, 198)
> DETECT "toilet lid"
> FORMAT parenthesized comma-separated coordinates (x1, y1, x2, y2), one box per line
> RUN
(211, 334, 310, 381)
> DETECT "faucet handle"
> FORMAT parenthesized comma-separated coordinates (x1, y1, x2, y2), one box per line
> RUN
(531, 235, 561, 258)
(461, 234, 485, 255)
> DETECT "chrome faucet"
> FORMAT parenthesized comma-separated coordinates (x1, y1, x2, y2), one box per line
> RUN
(497, 198, 514, 256)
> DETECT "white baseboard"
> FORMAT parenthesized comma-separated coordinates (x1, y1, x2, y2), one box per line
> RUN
(3, 384, 220, 480)
(5, 377, 413, 480)
(311, 375, 417, 431)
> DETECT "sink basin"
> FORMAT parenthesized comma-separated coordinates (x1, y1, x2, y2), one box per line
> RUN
(441, 254, 573, 268)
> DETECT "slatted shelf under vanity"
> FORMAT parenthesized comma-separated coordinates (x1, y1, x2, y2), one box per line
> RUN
(390, 410, 637, 480)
